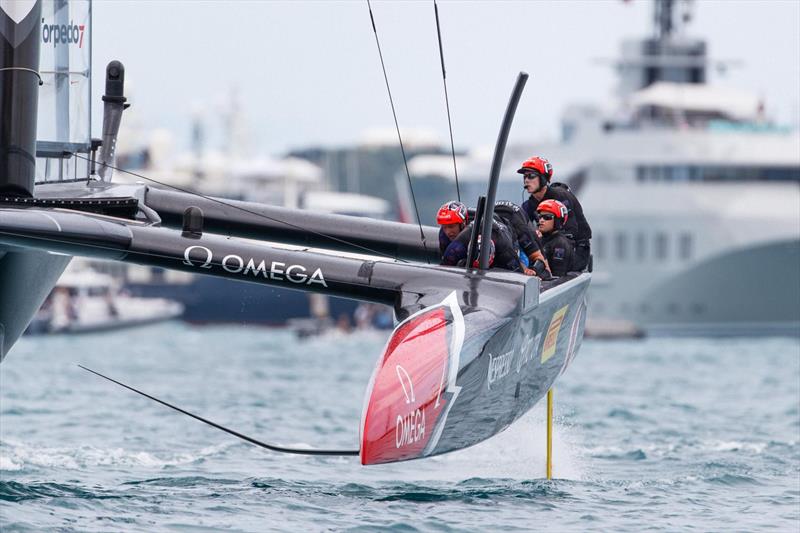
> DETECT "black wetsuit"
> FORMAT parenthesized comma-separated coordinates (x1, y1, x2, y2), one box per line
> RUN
(494, 201, 541, 259)
(442, 220, 520, 272)
(522, 183, 591, 270)
(540, 230, 575, 277)
(438, 227, 456, 257)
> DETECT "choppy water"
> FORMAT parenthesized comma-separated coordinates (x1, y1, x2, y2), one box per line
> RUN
(1, 324, 798, 531)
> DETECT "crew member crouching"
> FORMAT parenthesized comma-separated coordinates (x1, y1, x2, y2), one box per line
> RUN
(441, 217, 520, 272)
(537, 199, 575, 277)
(519, 156, 591, 271)
(436, 200, 469, 258)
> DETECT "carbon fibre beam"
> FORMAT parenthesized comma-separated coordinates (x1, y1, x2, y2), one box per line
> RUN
(144, 188, 441, 264)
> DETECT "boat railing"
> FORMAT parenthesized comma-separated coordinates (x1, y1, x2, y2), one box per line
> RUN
(34, 140, 98, 184)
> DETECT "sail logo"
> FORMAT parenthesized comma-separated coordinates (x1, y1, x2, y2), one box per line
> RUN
(41, 18, 85, 48)
(182, 245, 327, 287)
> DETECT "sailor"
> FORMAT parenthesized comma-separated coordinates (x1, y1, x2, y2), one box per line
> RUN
(441, 218, 521, 272)
(519, 156, 592, 271)
(493, 200, 550, 276)
(536, 199, 575, 277)
(436, 201, 469, 257)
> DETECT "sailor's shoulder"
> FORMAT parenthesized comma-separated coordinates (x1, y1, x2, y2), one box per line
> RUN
(547, 232, 572, 246)
(546, 186, 578, 207)
(546, 186, 570, 200)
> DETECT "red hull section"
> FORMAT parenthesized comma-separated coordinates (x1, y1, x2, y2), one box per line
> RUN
(361, 298, 460, 465)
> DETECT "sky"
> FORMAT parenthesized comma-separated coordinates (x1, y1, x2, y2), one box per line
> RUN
(90, 0, 800, 156)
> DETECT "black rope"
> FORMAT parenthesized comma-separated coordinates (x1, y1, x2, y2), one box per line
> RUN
(433, 0, 460, 203)
(366, 0, 429, 262)
(78, 365, 360, 457)
(69, 153, 409, 264)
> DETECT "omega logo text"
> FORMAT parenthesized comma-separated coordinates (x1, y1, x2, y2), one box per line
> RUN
(395, 408, 426, 448)
(182, 245, 327, 287)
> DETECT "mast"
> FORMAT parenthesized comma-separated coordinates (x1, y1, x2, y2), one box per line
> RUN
(478, 72, 527, 270)
(0, 0, 43, 197)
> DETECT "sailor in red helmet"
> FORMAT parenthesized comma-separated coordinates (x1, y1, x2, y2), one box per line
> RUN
(519, 156, 592, 271)
(536, 199, 575, 277)
(436, 201, 469, 257)
(440, 214, 521, 272)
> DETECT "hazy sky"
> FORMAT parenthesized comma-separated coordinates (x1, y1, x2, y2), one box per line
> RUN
(90, 0, 800, 156)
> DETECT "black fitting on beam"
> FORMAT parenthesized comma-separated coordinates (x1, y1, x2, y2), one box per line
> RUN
(102, 61, 127, 105)
(182, 206, 204, 238)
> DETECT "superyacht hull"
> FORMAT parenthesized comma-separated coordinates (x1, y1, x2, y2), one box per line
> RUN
(639, 239, 800, 336)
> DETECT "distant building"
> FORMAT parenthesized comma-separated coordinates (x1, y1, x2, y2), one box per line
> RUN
(289, 128, 464, 223)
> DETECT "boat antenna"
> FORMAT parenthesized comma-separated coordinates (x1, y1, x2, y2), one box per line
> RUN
(366, 0, 429, 260)
(478, 72, 528, 270)
(78, 365, 360, 457)
(432, 0, 460, 202)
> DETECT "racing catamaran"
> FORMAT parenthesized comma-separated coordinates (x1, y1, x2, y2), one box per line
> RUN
(0, 0, 590, 465)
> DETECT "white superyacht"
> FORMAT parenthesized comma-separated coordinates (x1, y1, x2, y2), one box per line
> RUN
(405, 0, 800, 335)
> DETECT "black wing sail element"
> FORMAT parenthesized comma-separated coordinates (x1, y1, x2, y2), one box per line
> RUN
(0, 0, 72, 360)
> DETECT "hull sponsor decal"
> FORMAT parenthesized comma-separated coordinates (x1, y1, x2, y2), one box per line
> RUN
(487, 348, 514, 390)
(361, 292, 463, 465)
(516, 330, 542, 374)
(541, 305, 569, 363)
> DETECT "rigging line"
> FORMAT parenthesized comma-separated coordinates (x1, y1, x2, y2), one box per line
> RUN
(433, 0, 460, 203)
(366, 0, 430, 263)
(78, 365, 360, 457)
(68, 153, 409, 264)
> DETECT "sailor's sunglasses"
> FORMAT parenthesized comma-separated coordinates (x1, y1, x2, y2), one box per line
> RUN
(537, 213, 555, 221)
(522, 173, 540, 180)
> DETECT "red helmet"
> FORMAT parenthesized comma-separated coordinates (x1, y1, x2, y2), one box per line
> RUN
(537, 199, 568, 229)
(436, 201, 468, 226)
(472, 236, 495, 268)
(517, 156, 553, 181)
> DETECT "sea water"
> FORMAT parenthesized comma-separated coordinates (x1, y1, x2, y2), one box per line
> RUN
(1, 324, 798, 531)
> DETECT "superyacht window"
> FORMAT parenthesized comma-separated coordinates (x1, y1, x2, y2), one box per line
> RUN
(615, 232, 628, 260)
(679, 233, 693, 260)
(655, 233, 668, 260)
(595, 234, 606, 261)
(635, 165, 800, 182)
(635, 233, 646, 261)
